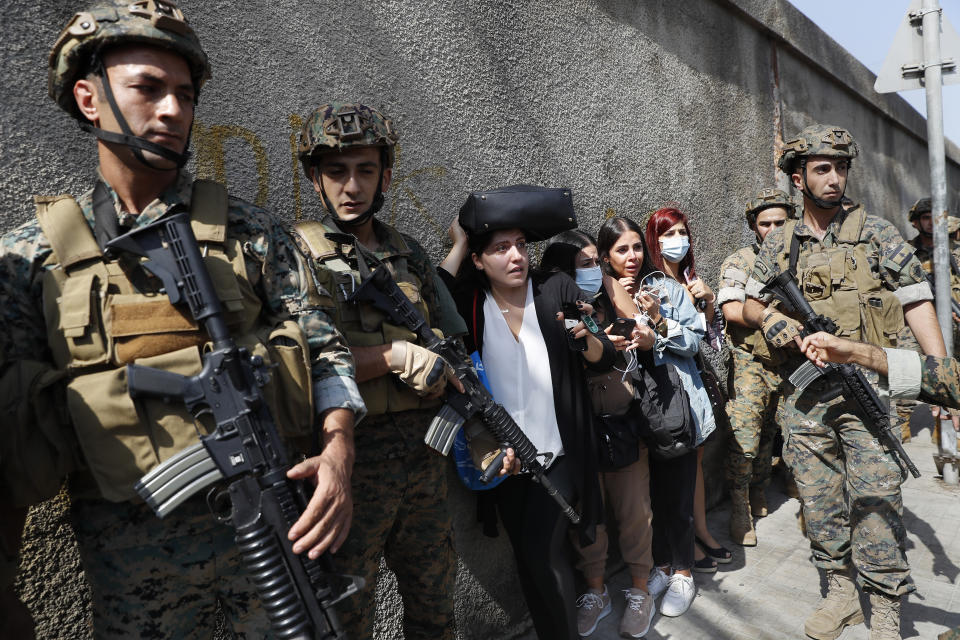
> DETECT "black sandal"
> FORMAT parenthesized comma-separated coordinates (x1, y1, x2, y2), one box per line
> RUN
(692, 553, 717, 573)
(696, 536, 732, 564)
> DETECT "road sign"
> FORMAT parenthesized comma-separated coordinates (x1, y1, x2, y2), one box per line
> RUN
(875, 0, 960, 93)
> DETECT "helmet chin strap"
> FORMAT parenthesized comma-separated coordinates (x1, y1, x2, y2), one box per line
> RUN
(80, 59, 192, 171)
(320, 165, 386, 231)
(799, 158, 846, 211)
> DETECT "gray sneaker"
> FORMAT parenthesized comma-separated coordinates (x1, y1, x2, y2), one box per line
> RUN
(620, 588, 654, 638)
(576, 586, 612, 637)
(648, 567, 670, 599)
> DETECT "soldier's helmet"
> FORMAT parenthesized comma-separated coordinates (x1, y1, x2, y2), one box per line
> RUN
(777, 124, 859, 174)
(298, 102, 399, 176)
(744, 188, 796, 225)
(909, 197, 932, 222)
(49, 0, 211, 120)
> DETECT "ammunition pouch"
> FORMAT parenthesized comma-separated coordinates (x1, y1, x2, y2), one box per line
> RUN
(780, 208, 903, 348)
(35, 181, 314, 502)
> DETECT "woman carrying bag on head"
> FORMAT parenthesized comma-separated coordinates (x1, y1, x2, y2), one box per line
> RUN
(438, 186, 615, 640)
(541, 230, 660, 638)
(599, 216, 705, 618)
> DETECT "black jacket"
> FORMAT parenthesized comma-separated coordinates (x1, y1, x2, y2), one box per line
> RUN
(438, 268, 614, 542)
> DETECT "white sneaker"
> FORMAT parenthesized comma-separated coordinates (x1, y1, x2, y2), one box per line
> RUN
(660, 573, 696, 617)
(648, 567, 670, 599)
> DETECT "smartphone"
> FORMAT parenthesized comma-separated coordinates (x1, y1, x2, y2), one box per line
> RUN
(683, 266, 708, 311)
(609, 317, 636, 338)
(560, 302, 587, 351)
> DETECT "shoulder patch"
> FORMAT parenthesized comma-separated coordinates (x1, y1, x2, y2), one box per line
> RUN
(883, 242, 917, 272)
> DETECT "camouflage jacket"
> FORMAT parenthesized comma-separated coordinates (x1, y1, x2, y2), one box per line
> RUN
(885, 347, 960, 410)
(0, 170, 362, 416)
(909, 235, 960, 302)
(718, 243, 784, 365)
(299, 216, 447, 463)
(908, 235, 960, 269)
(746, 207, 931, 307)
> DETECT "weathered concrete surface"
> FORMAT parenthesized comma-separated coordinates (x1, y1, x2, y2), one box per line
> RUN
(4, 0, 959, 638)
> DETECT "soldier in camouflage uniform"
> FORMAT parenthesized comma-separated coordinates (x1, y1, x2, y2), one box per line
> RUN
(0, 3, 362, 637)
(292, 102, 459, 639)
(717, 188, 792, 546)
(895, 198, 960, 441)
(742, 124, 948, 640)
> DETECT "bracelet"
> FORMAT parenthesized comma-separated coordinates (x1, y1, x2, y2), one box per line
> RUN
(654, 317, 668, 337)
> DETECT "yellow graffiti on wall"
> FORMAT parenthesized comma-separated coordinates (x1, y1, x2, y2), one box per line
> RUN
(389, 143, 447, 234)
(192, 116, 449, 230)
(192, 119, 271, 207)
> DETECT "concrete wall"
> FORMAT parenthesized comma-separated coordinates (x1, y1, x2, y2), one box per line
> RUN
(5, 1, 960, 638)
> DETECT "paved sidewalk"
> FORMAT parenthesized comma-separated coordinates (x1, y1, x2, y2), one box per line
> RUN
(562, 428, 960, 640)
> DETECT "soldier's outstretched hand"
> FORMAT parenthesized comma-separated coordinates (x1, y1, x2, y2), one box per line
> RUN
(286, 409, 355, 559)
(800, 331, 859, 367)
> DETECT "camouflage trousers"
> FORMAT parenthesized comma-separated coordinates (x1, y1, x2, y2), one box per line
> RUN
(780, 368, 913, 597)
(725, 348, 783, 491)
(71, 492, 271, 639)
(335, 413, 456, 640)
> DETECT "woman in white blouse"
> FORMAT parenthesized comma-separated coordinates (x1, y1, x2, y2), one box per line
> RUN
(440, 218, 615, 640)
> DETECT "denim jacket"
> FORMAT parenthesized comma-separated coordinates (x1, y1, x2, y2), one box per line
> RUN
(651, 278, 716, 445)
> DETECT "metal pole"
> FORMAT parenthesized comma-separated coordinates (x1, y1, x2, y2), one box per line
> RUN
(923, 0, 952, 355)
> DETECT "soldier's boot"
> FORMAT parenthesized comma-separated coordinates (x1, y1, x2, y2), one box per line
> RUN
(729, 486, 756, 546)
(868, 591, 901, 640)
(749, 484, 768, 518)
(803, 570, 864, 640)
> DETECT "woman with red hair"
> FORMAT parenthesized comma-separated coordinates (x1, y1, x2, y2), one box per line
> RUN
(645, 207, 731, 573)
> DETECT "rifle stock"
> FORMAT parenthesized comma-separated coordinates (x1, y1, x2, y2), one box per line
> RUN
(761, 270, 920, 479)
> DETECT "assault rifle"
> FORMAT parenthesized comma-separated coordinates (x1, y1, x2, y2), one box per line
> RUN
(330, 232, 581, 524)
(761, 270, 920, 478)
(105, 213, 359, 640)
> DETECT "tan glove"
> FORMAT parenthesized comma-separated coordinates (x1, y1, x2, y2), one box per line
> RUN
(389, 340, 450, 396)
(760, 308, 802, 348)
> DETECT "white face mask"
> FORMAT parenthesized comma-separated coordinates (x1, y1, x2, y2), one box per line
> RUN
(574, 265, 603, 294)
(660, 235, 690, 263)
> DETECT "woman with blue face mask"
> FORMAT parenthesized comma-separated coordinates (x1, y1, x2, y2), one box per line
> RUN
(645, 207, 732, 577)
(541, 228, 661, 636)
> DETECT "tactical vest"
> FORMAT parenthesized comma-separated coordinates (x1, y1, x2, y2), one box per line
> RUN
(294, 221, 441, 417)
(778, 206, 903, 348)
(37, 180, 313, 502)
(724, 247, 785, 366)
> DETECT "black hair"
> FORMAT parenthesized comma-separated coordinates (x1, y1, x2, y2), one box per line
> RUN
(540, 229, 596, 278)
(458, 227, 535, 291)
(596, 216, 656, 281)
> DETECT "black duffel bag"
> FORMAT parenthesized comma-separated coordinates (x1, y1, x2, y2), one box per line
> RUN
(458, 185, 577, 241)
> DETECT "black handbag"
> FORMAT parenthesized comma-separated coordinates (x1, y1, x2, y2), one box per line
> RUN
(631, 354, 697, 460)
(587, 369, 641, 471)
(696, 352, 730, 436)
(594, 413, 641, 472)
